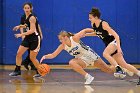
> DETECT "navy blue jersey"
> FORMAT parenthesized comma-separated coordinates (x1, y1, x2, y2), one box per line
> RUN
(21, 14, 40, 42)
(92, 20, 115, 46)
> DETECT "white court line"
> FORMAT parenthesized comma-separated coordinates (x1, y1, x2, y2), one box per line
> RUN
(9, 79, 138, 85)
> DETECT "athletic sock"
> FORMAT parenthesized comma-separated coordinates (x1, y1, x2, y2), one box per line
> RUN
(85, 73, 89, 79)
(14, 65, 21, 72)
(137, 71, 140, 77)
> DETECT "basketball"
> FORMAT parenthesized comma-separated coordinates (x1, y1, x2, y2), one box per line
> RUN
(38, 64, 50, 76)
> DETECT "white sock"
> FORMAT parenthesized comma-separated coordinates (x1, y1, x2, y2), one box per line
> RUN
(115, 65, 119, 68)
(137, 71, 140, 77)
(85, 73, 89, 79)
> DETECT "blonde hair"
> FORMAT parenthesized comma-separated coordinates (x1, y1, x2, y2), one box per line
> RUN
(58, 30, 74, 38)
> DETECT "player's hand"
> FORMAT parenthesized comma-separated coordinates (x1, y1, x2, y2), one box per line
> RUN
(13, 26, 20, 31)
(14, 34, 22, 38)
(21, 24, 27, 28)
(40, 55, 46, 63)
(21, 36, 25, 40)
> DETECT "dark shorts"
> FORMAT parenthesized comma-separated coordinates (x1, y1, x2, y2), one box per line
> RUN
(21, 36, 41, 52)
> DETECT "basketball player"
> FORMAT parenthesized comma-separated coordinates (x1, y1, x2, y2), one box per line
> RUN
(9, 2, 41, 77)
(83, 7, 140, 85)
(40, 30, 114, 84)
(20, 13, 43, 70)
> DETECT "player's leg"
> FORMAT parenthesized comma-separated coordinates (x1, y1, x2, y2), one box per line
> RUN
(103, 42, 125, 77)
(69, 58, 94, 84)
(94, 58, 114, 74)
(29, 36, 41, 77)
(9, 45, 28, 76)
(113, 53, 140, 85)
(22, 49, 30, 70)
(30, 50, 41, 78)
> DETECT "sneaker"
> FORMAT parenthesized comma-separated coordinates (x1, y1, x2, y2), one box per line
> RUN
(33, 74, 42, 78)
(114, 71, 126, 78)
(119, 71, 126, 79)
(85, 74, 94, 84)
(114, 72, 120, 78)
(114, 66, 126, 78)
(9, 71, 21, 77)
(137, 77, 140, 85)
(33, 77, 45, 83)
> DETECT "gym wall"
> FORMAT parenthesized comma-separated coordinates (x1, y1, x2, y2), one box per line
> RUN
(1, 0, 140, 64)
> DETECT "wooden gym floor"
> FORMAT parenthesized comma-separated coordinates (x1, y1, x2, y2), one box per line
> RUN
(0, 65, 140, 93)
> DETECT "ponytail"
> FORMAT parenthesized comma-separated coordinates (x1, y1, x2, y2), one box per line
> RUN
(67, 32, 74, 37)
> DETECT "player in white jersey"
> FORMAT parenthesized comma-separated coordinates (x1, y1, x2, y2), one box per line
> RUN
(40, 30, 114, 85)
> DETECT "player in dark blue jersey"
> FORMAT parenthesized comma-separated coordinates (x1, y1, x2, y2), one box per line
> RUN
(84, 7, 140, 85)
(20, 14, 43, 70)
(9, 2, 42, 78)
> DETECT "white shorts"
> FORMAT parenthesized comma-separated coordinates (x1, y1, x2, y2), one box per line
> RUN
(78, 49, 100, 67)
(109, 39, 117, 46)
(34, 36, 41, 52)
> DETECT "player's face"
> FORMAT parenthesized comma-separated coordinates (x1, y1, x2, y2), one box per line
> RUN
(89, 14, 96, 23)
(58, 35, 65, 43)
(58, 35, 68, 44)
(23, 4, 32, 14)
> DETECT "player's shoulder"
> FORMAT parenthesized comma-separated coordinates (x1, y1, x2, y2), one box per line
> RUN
(29, 16, 36, 22)
(102, 20, 109, 27)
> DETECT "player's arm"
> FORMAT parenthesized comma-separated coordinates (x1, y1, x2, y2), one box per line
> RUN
(17, 24, 26, 28)
(85, 32, 96, 36)
(15, 16, 36, 38)
(13, 24, 26, 31)
(83, 28, 96, 36)
(83, 23, 97, 36)
(19, 28, 25, 40)
(21, 16, 36, 36)
(73, 28, 96, 42)
(40, 44, 64, 63)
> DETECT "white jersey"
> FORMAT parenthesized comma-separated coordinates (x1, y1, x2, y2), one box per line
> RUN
(64, 37, 100, 66)
(64, 37, 90, 57)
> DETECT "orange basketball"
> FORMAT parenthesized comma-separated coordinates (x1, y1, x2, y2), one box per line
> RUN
(38, 64, 50, 76)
